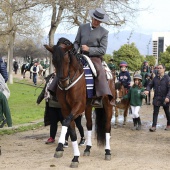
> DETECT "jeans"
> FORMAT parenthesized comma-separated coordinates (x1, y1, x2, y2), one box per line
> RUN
(152, 105, 170, 127)
(33, 73, 37, 85)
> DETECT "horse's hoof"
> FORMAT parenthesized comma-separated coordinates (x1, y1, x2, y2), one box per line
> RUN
(83, 151, 90, 156)
(54, 151, 63, 158)
(105, 155, 111, 161)
(70, 162, 79, 168)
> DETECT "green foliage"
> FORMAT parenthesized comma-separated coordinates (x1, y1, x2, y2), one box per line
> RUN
(103, 54, 113, 63)
(145, 55, 156, 66)
(160, 46, 170, 70)
(113, 43, 143, 71)
(7, 82, 45, 125)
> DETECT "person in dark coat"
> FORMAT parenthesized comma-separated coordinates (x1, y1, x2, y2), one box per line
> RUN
(144, 64, 170, 132)
(0, 57, 8, 82)
(13, 61, 19, 74)
(37, 71, 64, 144)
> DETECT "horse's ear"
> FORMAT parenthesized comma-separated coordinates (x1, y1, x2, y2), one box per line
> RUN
(66, 44, 74, 51)
(44, 45, 53, 53)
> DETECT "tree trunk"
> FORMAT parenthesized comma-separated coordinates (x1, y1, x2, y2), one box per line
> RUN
(7, 4, 15, 84)
(48, 3, 63, 74)
(8, 31, 15, 84)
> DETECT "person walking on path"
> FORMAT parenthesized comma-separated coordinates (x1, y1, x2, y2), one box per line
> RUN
(37, 71, 63, 144)
(30, 62, 39, 86)
(144, 64, 170, 132)
(63, 115, 85, 148)
(123, 74, 146, 130)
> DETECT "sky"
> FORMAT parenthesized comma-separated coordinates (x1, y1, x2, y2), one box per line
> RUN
(43, 0, 170, 35)
(129, 0, 170, 34)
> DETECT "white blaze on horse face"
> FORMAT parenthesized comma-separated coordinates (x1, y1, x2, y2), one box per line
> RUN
(116, 89, 121, 103)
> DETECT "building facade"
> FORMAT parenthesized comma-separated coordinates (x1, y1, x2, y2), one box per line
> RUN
(152, 32, 170, 65)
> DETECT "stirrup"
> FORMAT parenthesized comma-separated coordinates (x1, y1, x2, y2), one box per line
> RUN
(91, 98, 103, 108)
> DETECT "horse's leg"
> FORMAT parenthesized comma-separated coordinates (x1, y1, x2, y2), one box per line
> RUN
(114, 106, 119, 128)
(30, 72, 32, 79)
(104, 104, 112, 160)
(84, 104, 93, 156)
(23, 71, 25, 78)
(54, 113, 73, 158)
(123, 105, 129, 125)
(69, 123, 80, 168)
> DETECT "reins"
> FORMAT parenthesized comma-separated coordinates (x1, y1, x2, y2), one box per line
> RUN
(57, 46, 84, 91)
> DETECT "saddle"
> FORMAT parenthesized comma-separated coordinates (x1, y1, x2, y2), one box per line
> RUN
(81, 55, 114, 107)
(82, 55, 113, 80)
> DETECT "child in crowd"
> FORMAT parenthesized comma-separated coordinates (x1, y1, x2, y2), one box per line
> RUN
(118, 61, 131, 91)
(123, 74, 146, 130)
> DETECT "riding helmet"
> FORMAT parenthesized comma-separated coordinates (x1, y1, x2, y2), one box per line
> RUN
(133, 74, 142, 80)
(119, 61, 127, 67)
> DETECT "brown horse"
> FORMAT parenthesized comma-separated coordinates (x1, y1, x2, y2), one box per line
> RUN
(44, 38, 114, 168)
(113, 81, 130, 128)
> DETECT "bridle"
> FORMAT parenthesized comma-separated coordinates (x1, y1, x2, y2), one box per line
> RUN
(57, 43, 84, 91)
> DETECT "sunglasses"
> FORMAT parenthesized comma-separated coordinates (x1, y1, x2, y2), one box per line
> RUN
(157, 67, 164, 69)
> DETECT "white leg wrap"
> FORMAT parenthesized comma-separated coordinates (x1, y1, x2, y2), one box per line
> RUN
(72, 141, 80, 156)
(86, 130, 92, 146)
(105, 133, 110, 150)
(58, 126, 68, 144)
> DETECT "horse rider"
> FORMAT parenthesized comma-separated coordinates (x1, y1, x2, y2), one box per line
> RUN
(74, 7, 113, 106)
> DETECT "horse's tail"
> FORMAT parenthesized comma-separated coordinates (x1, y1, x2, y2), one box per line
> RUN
(95, 108, 106, 147)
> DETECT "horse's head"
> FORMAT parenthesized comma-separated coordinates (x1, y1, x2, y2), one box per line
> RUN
(44, 37, 75, 77)
(115, 82, 126, 103)
(44, 37, 81, 89)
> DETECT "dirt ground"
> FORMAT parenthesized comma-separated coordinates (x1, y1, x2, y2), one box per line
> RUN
(1, 73, 170, 169)
(1, 101, 170, 170)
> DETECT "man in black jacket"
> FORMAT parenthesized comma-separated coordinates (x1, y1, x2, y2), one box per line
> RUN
(144, 64, 170, 132)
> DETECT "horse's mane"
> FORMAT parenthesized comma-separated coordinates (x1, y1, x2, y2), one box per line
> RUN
(52, 37, 79, 78)
(52, 45, 64, 78)
(115, 82, 123, 90)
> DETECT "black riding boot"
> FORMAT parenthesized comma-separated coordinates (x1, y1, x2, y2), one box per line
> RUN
(136, 117, 141, 130)
(131, 118, 137, 130)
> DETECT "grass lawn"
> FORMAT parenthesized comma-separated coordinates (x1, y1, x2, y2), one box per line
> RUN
(7, 78, 45, 125)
